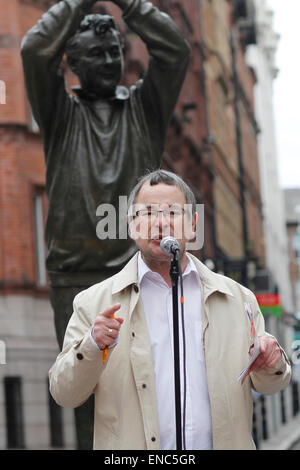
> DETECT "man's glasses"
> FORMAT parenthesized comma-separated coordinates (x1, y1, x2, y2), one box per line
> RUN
(135, 207, 186, 219)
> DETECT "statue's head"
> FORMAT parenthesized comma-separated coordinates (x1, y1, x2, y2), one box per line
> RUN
(66, 14, 125, 99)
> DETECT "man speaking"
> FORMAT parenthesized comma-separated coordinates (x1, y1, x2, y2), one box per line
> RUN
(49, 170, 291, 450)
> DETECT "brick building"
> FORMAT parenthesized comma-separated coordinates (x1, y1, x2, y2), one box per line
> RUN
(0, 0, 265, 448)
(0, 0, 77, 449)
(201, 0, 264, 281)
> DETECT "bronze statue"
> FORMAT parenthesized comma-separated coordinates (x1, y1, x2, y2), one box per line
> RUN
(21, 0, 190, 449)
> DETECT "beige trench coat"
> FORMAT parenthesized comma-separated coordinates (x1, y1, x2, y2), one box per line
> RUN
(49, 253, 291, 450)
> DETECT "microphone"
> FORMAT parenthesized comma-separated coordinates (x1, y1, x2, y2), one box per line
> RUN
(160, 236, 180, 256)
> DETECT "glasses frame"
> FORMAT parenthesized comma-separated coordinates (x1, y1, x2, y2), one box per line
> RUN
(135, 207, 186, 219)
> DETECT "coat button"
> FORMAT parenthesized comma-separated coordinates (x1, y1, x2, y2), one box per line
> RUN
(76, 353, 84, 360)
(133, 284, 139, 293)
(151, 436, 156, 442)
(142, 383, 147, 389)
(275, 370, 283, 375)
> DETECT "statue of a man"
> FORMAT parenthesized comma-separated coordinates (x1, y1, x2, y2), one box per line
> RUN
(21, 0, 190, 448)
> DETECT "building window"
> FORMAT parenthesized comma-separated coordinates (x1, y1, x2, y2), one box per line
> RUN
(34, 192, 47, 287)
(293, 230, 300, 260)
(47, 381, 64, 448)
(4, 377, 25, 448)
(214, 78, 229, 156)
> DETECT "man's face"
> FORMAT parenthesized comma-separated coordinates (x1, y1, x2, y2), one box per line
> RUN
(128, 182, 197, 264)
(71, 29, 124, 98)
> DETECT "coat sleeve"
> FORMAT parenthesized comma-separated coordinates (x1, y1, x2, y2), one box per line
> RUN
(49, 290, 106, 408)
(123, 0, 191, 156)
(249, 293, 291, 395)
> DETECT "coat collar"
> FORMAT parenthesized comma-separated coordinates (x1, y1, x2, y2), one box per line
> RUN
(112, 252, 235, 299)
(112, 253, 139, 295)
(71, 85, 130, 102)
(188, 254, 235, 300)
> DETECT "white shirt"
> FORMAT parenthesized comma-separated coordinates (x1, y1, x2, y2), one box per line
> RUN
(138, 252, 213, 450)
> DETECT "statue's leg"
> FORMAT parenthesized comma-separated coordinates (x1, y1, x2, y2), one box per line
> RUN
(49, 286, 94, 450)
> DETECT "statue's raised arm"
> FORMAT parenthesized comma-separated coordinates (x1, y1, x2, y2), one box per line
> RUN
(21, 0, 190, 155)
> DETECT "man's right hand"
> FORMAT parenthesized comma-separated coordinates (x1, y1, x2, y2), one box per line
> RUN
(91, 303, 123, 350)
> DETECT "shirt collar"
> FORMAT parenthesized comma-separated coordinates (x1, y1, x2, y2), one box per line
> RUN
(111, 251, 235, 299)
(137, 251, 199, 286)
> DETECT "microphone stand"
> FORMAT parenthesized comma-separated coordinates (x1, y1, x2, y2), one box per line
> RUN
(169, 248, 182, 451)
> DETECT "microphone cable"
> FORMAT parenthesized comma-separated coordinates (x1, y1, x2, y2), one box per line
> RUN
(178, 254, 187, 451)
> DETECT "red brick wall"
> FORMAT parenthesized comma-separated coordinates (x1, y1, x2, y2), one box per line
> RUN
(0, 0, 28, 125)
(0, 0, 265, 292)
(0, 1, 49, 291)
(0, 0, 209, 291)
(0, 126, 46, 289)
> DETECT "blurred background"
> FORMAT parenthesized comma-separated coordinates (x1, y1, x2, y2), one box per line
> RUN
(0, 0, 299, 450)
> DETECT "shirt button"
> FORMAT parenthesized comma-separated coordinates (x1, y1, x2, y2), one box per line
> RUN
(275, 370, 283, 376)
(151, 437, 156, 442)
(142, 383, 147, 389)
(133, 284, 139, 293)
(76, 353, 83, 360)
(132, 332, 135, 338)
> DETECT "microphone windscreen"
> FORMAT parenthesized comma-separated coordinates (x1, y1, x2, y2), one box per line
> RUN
(160, 237, 180, 256)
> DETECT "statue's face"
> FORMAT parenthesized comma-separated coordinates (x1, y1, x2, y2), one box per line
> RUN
(72, 29, 124, 98)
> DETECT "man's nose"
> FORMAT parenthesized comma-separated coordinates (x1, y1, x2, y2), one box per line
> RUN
(104, 52, 113, 64)
(154, 211, 170, 229)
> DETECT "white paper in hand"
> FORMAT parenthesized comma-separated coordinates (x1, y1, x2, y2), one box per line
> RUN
(237, 333, 261, 384)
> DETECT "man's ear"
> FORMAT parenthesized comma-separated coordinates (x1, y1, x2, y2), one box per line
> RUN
(185, 211, 198, 241)
(127, 215, 143, 242)
(127, 215, 137, 241)
(192, 212, 198, 237)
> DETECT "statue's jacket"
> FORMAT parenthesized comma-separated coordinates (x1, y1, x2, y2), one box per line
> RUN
(21, 0, 191, 287)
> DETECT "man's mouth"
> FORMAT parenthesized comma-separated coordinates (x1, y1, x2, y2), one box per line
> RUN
(151, 235, 170, 242)
(100, 68, 118, 79)
(101, 74, 115, 81)
(150, 238, 164, 249)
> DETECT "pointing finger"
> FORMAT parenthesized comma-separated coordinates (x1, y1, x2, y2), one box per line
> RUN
(101, 303, 121, 318)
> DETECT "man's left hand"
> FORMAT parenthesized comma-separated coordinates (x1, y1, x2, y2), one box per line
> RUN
(249, 335, 282, 372)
